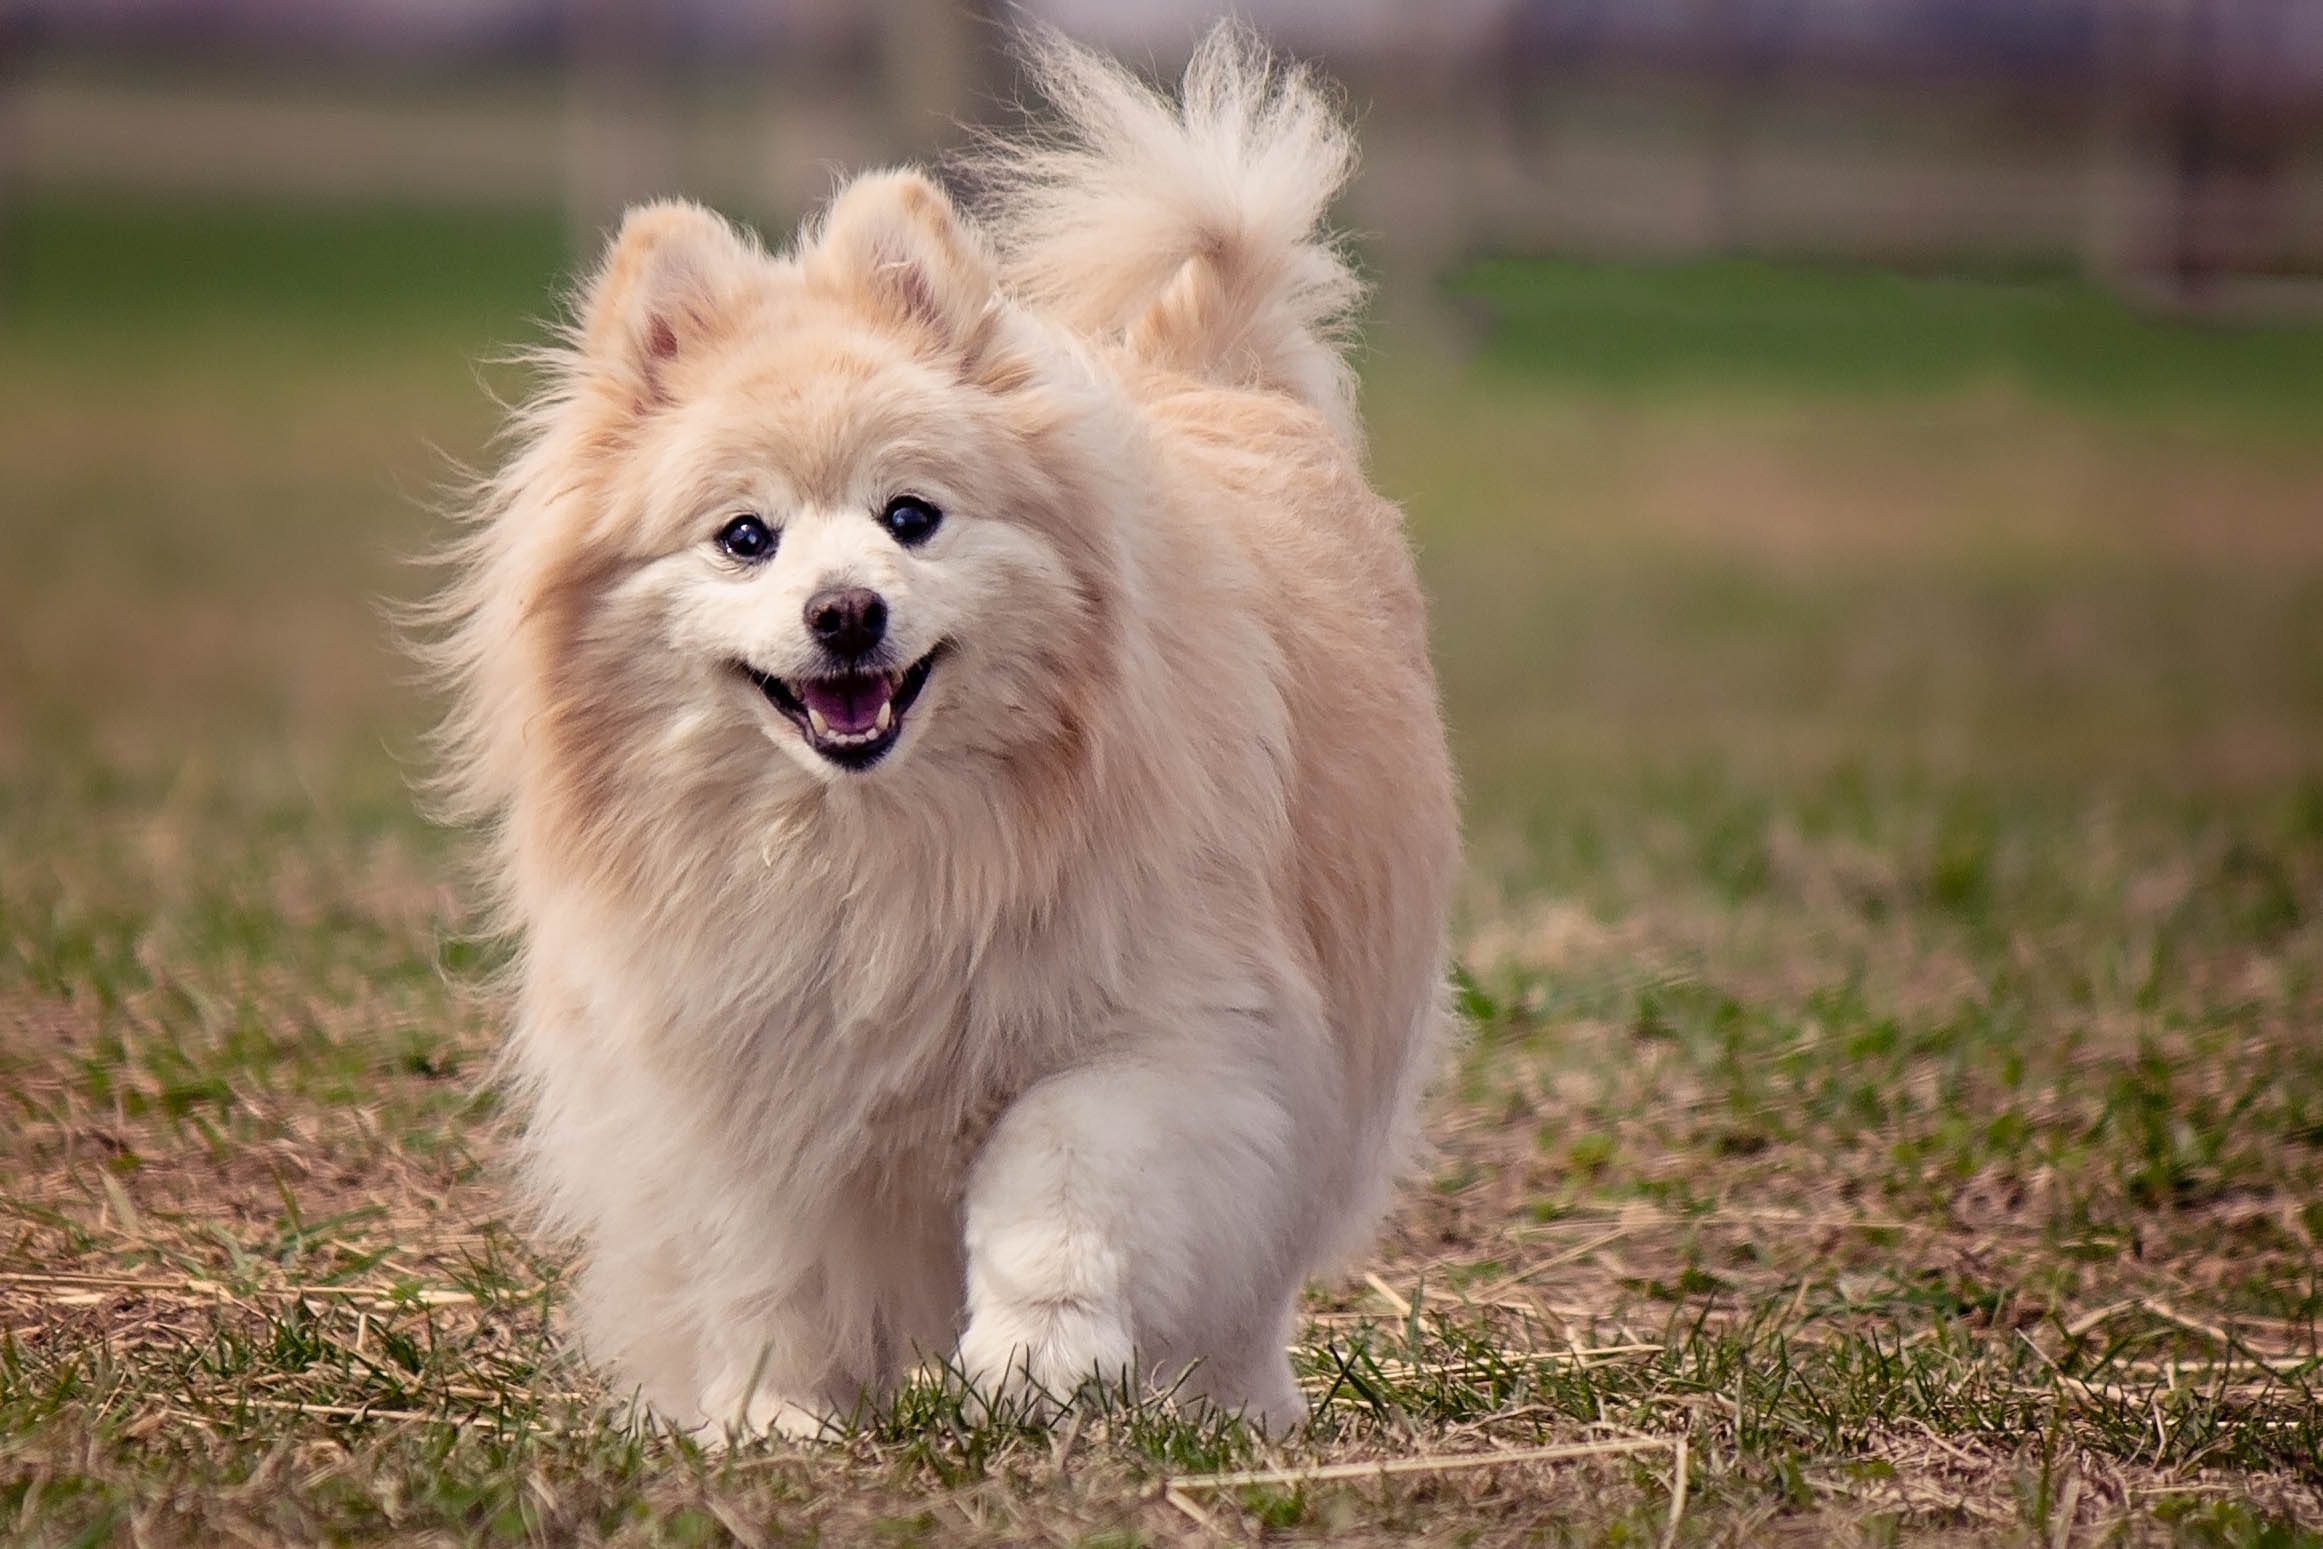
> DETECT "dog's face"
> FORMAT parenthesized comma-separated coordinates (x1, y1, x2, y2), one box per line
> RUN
(626, 336, 1086, 785)
(534, 178, 1117, 803)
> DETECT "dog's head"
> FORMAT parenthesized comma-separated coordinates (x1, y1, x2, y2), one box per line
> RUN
(494, 176, 1125, 825)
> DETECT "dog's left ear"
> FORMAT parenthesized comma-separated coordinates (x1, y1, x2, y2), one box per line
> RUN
(809, 170, 1000, 362)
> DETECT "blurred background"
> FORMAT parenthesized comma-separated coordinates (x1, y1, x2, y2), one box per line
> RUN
(11, 0, 2323, 285)
(9, 0, 2323, 293)
(5, 0, 2321, 873)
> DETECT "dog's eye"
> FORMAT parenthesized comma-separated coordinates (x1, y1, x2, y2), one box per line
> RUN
(879, 496, 943, 548)
(716, 513, 776, 563)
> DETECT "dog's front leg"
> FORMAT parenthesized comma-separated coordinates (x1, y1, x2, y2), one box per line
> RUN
(956, 1049, 1310, 1429)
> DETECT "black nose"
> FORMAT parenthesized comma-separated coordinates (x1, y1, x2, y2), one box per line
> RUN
(805, 586, 887, 658)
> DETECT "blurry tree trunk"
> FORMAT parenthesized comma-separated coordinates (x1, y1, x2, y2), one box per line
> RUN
(567, 0, 677, 256)
(2211, 0, 2294, 286)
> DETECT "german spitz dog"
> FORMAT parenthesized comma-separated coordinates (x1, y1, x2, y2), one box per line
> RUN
(424, 24, 1458, 1435)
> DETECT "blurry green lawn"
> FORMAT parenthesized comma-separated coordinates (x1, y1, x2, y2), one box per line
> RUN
(2, 197, 2320, 1545)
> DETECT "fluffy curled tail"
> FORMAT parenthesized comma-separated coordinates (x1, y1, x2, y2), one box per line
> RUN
(974, 22, 1366, 445)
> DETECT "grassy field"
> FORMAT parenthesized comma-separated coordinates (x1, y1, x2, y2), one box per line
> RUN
(3, 196, 2322, 1546)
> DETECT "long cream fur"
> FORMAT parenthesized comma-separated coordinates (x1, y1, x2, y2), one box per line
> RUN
(421, 23, 1457, 1435)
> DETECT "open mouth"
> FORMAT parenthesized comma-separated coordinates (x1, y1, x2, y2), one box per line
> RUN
(739, 647, 942, 771)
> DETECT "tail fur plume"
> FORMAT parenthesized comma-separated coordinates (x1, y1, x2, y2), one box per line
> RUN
(974, 22, 1367, 445)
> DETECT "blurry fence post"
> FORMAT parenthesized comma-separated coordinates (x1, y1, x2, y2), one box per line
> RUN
(1697, 0, 1749, 253)
(2082, 0, 2139, 287)
(0, 0, 16, 319)
(878, 0, 1004, 163)
(567, 0, 678, 257)
(2084, 0, 2306, 308)
(2161, 0, 2297, 305)
(2171, 0, 2226, 299)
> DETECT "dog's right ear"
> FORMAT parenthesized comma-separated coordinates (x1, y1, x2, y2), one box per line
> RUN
(578, 200, 761, 407)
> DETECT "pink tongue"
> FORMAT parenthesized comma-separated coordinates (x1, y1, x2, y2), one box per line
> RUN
(797, 674, 892, 736)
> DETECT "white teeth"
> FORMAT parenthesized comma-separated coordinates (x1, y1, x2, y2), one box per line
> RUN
(875, 700, 894, 734)
(806, 706, 830, 737)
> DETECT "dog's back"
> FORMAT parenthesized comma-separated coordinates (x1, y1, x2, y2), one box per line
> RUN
(978, 27, 1459, 1259)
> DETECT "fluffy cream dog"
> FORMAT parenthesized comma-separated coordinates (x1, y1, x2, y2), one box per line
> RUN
(425, 25, 1457, 1435)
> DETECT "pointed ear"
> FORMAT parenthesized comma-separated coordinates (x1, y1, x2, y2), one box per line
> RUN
(807, 170, 998, 355)
(579, 200, 763, 404)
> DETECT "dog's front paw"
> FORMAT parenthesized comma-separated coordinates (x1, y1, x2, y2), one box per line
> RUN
(956, 1296, 1136, 1421)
